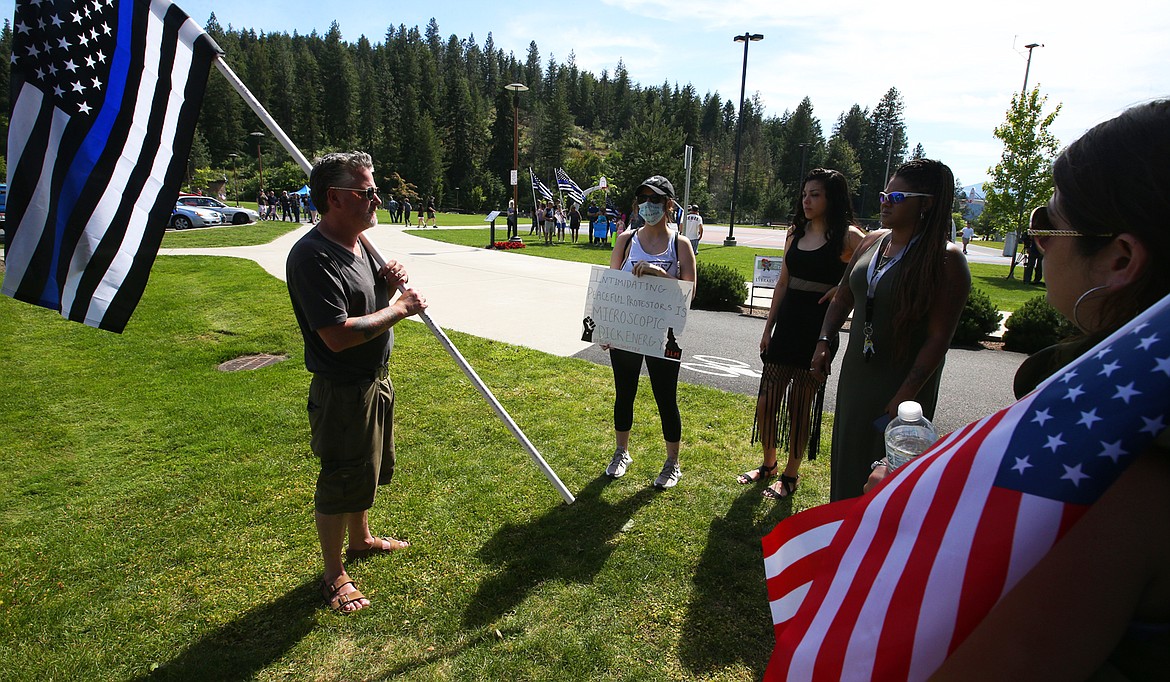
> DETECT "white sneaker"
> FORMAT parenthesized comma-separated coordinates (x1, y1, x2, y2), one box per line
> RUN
(605, 448, 632, 478)
(653, 459, 681, 489)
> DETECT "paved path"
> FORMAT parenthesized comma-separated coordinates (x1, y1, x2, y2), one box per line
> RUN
(161, 222, 1023, 432)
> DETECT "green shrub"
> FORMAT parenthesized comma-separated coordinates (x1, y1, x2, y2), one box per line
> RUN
(952, 286, 1002, 345)
(1003, 294, 1076, 353)
(692, 261, 748, 311)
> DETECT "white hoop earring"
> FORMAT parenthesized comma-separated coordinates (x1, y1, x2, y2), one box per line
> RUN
(1073, 285, 1110, 331)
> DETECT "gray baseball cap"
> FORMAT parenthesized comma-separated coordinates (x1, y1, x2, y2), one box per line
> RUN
(637, 175, 675, 198)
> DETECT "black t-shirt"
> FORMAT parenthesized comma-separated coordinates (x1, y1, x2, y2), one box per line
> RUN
(286, 229, 392, 383)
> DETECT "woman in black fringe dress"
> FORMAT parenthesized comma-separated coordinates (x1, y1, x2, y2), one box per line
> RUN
(738, 168, 865, 499)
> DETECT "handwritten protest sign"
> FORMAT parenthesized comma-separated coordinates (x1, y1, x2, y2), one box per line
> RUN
(581, 266, 693, 361)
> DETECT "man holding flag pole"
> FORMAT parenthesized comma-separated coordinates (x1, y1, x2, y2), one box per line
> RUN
(286, 151, 427, 613)
(6, 0, 577, 615)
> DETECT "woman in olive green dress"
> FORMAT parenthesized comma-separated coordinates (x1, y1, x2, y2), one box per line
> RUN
(811, 159, 971, 501)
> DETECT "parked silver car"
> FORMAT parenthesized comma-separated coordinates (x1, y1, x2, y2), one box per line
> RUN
(176, 195, 259, 225)
(169, 205, 225, 230)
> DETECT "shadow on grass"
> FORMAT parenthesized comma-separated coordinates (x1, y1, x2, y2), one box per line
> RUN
(140, 579, 319, 681)
(462, 476, 656, 628)
(678, 485, 797, 677)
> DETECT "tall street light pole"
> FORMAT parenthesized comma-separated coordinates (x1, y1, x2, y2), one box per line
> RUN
(725, 32, 763, 247)
(228, 153, 239, 206)
(1007, 42, 1043, 279)
(504, 82, 529, 242)
(250, 131, 265, 194)
(1021, 42, 1043, 95)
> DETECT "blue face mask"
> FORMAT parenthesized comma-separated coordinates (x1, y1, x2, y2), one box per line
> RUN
(639, 201, 666, 225)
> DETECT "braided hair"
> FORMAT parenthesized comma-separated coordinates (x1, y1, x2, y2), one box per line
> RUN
(886, 159, 957, 352)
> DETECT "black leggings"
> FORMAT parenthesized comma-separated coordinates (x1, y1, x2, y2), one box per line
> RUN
(610, 348, 682, 442)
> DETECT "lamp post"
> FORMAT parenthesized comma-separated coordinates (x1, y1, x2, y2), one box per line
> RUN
(883, 128, 895, 187)
(797, 141, 811, 184)
(228, 153, 239, 206)
(1021, 42, 1043, 95)
(250, 131, 265, 194)
(1007, 42, 1044, 279)
(725, 32, 763, 246)
(504, 82, 528, 242)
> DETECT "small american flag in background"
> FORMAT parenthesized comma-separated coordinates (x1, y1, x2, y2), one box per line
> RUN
(3, 0, 217, 332)
(762, 292, 1170, 681)
(529, 168, 553, 202)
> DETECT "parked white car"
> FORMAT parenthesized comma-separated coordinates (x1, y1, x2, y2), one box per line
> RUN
(176, 195, 259, 225)
(169, 205, 225, 230)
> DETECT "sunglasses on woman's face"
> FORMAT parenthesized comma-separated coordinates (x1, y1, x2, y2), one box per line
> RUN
(878, 191, 932, 205)
(1027, 205, 1114, 254)
(636, 194, 665, 204)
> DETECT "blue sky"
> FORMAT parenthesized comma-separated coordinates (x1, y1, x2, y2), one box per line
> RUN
(173, 0, 1170, 186)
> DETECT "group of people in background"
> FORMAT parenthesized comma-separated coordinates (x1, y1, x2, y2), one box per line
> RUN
(256, 189, 318, 224)
(380, 195, 435, 227)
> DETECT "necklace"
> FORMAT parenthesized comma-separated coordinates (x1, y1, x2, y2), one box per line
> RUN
(863, 235, 916, 361)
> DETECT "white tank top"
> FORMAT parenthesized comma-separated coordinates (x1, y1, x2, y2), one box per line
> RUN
(622, 228, 680, 277)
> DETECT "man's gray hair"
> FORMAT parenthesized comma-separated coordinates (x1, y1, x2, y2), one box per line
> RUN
(309, 151, 373, 215)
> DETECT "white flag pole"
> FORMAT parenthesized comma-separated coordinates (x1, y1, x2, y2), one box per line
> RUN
(213, 57, 576, 505)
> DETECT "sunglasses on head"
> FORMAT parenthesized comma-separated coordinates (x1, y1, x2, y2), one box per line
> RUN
(331, 185, 380, 201)
(878, 191, 932, 205)
(1027, 205, 1114, 254)
(636, 194, 665, 204)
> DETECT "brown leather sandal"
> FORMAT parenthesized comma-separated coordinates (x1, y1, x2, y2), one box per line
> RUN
(321, 574, 368, 614)
(345, 536, 410, 562)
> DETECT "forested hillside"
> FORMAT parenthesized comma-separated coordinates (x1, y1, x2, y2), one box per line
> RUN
(0, 15, 963, 222)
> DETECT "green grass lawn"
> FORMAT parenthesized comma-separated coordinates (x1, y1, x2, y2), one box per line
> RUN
(408, 228, 1045, 313)
(161, 220, 304, 248)
(0, 255, 830, 680)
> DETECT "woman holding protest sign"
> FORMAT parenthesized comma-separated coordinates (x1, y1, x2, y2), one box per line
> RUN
(739, 169, 866, 500)
(602, 175, 697, 489)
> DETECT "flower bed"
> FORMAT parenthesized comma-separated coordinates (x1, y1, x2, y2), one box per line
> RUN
(492, 241, 526, 250)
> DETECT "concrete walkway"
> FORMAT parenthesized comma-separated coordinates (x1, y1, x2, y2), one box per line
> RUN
(161, 222, 1021, 354)
(161, 223, 597, 357)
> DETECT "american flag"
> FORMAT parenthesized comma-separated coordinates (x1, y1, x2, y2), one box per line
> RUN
(530, 168, 553, 201)
(554, 167, 585, 206)
(3, 0, 217, 333)
(762, 292, 1170, 681)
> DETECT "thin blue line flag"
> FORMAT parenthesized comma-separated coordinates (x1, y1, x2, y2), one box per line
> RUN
(4, 0, 218, 332)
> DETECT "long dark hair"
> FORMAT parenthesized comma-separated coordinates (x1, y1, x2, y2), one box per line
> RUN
(792, 168, 857, 257)
(887, 158, 957, 347)
(1055, 100, 1170, 335)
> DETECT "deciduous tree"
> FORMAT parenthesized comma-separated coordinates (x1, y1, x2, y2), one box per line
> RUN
(983, 86, 1061, 278)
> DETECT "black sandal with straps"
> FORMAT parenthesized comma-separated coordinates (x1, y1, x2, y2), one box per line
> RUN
(736, 461, 778, 485)
(762, 474, 800, 500)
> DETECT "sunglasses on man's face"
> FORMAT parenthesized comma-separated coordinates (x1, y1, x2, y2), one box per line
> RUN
(878, 191, 932, 205)
(331, 186, 380, 201)
(636, 194, 664, 204)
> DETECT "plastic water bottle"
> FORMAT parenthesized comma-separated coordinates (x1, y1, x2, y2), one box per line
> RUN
(884, 401, 939, 471)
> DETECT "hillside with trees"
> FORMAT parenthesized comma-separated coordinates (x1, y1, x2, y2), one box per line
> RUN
(0, 16, 966, 223)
